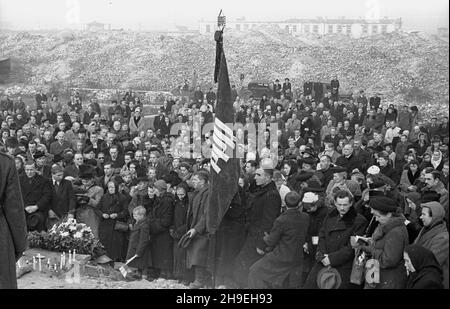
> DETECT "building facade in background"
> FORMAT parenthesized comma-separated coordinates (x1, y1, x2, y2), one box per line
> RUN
(199, 17, 402, 38)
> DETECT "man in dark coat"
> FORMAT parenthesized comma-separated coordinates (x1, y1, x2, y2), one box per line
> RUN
(301, 190, 329, 285)
(185, 171, 210, 288)
(145, 180, 175, 279)
(20, 161, 52, 232)
(49, 165, 76, 220)
(248, 191, 309, 288)
(0, 152, 27, 289)
(233, 168, 281, 288)
(304, 190, 367, 289)
(335, 143, 362, 174)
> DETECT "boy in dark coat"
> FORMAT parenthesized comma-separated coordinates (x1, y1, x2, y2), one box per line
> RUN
(126, 206, 151, 278)
(248, 191, 309, 289)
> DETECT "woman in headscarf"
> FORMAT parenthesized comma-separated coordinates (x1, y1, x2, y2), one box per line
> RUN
(404, 244, 444, 289)
(430, 150, 444, 171)
(98, 180, 129, 262)
(281, 160, 298, 190)
(414, 201, 449, 289)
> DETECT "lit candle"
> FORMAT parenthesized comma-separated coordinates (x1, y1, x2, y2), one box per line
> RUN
(38, 257, 42, 272)
(73, 249, 76, 261)
(54, 264, 57, 271)
(62, 252, 66, 267)
(32, 257, 36, 270)
(60, 254, 63, 270)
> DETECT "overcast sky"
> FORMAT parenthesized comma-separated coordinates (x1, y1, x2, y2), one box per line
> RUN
(0, 0, 448, 32)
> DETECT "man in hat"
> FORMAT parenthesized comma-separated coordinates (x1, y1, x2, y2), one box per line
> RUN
(304, 190, 367, 289)
(19, 161, 52, 232)
(248, 191, 310, 289)
(0, 151, 27, 288)
(233, 167, 281, 288)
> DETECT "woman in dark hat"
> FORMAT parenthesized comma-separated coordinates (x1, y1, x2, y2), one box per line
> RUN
(98, 180, 129, 262)
(404, 244, 444, 289)
(358, 196, 409, 289)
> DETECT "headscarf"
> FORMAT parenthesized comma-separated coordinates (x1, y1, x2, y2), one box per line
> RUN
(431, 151, 442, 169)
(405, 244, 442, 281)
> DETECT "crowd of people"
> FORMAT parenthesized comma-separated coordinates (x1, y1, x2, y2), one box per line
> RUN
(0, 76, 448, 289)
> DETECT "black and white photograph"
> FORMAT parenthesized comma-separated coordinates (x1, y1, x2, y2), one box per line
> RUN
(0, 0, 448, 293)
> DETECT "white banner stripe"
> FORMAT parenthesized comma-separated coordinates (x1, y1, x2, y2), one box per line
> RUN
(211, 159, 221, 173)
(215, 118, 233, 137)
(212, 144, 230, 161)
(214, 128, 235, 149)
(213, 132, 227, 150)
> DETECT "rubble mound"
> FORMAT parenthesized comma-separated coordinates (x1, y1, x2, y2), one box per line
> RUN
(0, 30, 448, 117)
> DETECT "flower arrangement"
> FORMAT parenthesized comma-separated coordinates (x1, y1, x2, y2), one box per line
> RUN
(27, 218, 105, 258)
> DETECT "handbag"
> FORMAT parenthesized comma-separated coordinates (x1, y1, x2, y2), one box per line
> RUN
(114, 220, 129, 232)
(350, 247, 367, 285)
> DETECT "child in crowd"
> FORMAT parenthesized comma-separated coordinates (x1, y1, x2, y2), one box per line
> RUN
(126, 206, 151, 279)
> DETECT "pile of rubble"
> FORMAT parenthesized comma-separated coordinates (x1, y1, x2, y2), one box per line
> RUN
(0, 29, 448, 118)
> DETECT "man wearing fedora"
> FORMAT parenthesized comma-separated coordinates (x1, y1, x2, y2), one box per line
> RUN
(19, 161, 52, 232)
(0, 152, 27, 288)
(304, 190, 367, 289)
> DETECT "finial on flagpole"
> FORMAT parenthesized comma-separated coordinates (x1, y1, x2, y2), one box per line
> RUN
(217, 9, 226, 31)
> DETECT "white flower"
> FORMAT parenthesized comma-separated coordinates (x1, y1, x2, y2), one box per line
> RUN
(74, 232, 83, 239)
(60, 232, 69, 237)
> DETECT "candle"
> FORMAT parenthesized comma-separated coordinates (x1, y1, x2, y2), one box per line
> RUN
(68, 251, 72, 264)
(38, 257, 42, 272)
(47, 259, 50, 269)
(33, 257, 36, 270)
(60, 255, 63, 270)
(73, 249, 76, 261)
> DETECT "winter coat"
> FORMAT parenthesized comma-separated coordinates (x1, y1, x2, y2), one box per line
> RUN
(170, 197, 189, 279)
(304, 206, 368, 289)
(362, 216, 409, 289)
(405, 244, 444, 289)
(76, 184, 103, 238)
(233, 181, 281, 287)
(19, 174, 52, 232)
(186, 186, 210, 268)
(248, 208, 310, 288)
(335, 153, 362, 175)
(126, 218, 152, 270)
(145, 192, 175, 271)
(98, 193, 129, 261)
(0, 153, 27, 289)
(129, 116, 145, 135)
(414, 220, 449, 289)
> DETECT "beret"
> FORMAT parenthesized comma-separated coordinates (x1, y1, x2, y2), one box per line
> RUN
(369, 196, 397, 213)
